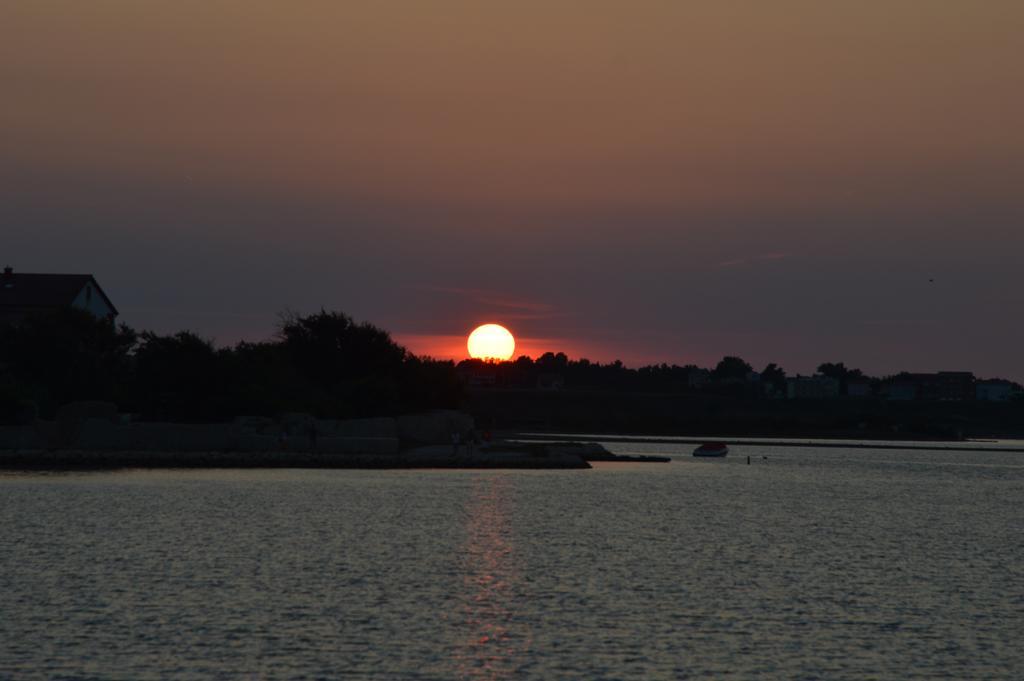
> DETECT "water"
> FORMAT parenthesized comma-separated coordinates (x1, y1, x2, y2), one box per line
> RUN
(1, 443, 1022, 679)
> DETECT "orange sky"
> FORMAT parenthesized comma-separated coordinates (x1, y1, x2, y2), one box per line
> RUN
(2, 1, 1023, 376)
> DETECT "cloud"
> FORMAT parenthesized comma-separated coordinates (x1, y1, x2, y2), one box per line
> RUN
(418, 285, 562, 320)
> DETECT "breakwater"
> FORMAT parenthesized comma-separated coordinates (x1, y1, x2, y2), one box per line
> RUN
(0, 405, 466, 455)
(0, 447, 592, 470)
(511, 432, 1024, 453)
(0, 405, 680, 469)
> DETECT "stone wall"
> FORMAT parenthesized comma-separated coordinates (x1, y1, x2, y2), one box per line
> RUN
(0, 410, 477, 455)
(0, 418, 398, 455)
(397, 410, 474, 444)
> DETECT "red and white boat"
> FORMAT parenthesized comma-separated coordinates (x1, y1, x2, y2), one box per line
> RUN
(692, 442, 729, 457)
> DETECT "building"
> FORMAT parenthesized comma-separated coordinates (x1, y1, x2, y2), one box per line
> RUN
(847, 379, 873, 398)
(881, 372, 976, 401)
(0, 267, 117, 323)
(881, 380, 918, 401)
(929, 372, 975, 401)
(686, 368, 711, 389)
(787, 375, 840, 400)
(536, 373, 565, 391)
(456, 362, 497, 388)
(976, 379, 1018, 402)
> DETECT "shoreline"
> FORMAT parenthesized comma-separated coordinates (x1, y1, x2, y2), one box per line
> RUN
(0, 448, 592, 470)
(508, 432, 1024, 453)
(0, 442, 668, 470)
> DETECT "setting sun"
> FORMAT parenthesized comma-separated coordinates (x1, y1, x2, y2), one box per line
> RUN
(467, 324, 515, 361)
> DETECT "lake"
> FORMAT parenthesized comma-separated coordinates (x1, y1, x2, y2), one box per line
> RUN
(1, 442, 1022, 679)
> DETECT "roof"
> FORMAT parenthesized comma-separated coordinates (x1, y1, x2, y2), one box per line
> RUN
(0, 271, 118, 315)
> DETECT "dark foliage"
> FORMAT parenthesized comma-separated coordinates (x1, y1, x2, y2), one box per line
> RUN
(458, 355, 717, 393)
(133, 331, 225, 421)
(0, 308, 136, 418)
(761, 363, 787, 393)
(712, 356, 754, 382)
(277, 310, 410, 417)
(0, 309, 463, 422)
(817, 362, 865, 395)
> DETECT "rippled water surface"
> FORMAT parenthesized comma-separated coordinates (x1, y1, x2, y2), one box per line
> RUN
(2, 444, 1023, 679)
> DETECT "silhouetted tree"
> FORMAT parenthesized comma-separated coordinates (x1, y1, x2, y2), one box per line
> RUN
(400, 355, 463, 411)
(219, 340, 314, 417)
(512, 355, 535, 369)
(0, 308, 136, 417)
(817, 362, 863, 380)
(132, 331, 225, 421)
(817, 362, 864, 396)
(712, 356, 753, 382)
(536, 352, 569, 371)
(761, 363, 787, 394)
(277, 310, 462, 417)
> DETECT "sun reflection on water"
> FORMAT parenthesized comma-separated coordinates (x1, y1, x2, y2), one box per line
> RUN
(452, 474, 531, 680)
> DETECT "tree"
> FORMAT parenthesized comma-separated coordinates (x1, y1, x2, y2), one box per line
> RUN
(817, 362, 864, 396)
(815, 364, 856, 378)
(279, 310, 408, 382)
(713, 356, 753, 382)
(277, 310, 461, 417)
(761, 363, 787, 393)
(0, 308, 136, 417)
(536, 352, 569, 371)
(132, 331, 224, 421)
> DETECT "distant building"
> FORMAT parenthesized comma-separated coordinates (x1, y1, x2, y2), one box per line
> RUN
(881, 380, 918, 401)
(881, 372, 976, 401)
(847, 379, 873, 399)
(929, 372, 975, 401)
(0, 267, 117, 324)
(787, 375, 840, 400)
(536, 373, 565, 391)
(976, 379, 1017, 402)
(457, 364, 497, 388)
(686, 368, 711, 389)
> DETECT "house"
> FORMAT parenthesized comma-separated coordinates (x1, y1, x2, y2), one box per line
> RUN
(847, 379, 873, 398)
(881, 372, 976, 401)
(882, 379, 918, 401)
(976, 379, 1017, 402)
(787, 375, 840, 400)
(456, 362, 497, 388)
(929, 372, 975, 401)
(0, 267, 117, 323)
(536, 373, 565, 391)
(686, 368, 711, 389)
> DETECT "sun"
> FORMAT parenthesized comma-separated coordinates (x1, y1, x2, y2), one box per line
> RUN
(467, 323, 515, 361)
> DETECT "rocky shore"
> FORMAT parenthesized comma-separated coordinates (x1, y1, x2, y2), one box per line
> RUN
(0, 404, 669, 470)
(0, 445, 594, 470)
(0, 442, 674, 470)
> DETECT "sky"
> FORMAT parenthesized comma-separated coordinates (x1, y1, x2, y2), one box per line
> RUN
(3, 1, 1023, 379)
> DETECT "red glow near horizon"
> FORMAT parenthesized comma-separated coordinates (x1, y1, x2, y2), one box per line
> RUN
(394, 333, 592, 363)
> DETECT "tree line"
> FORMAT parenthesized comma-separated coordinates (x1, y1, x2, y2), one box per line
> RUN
(0, 309, 463, 423)
(458, 353, 836, 395)
(457, 354, 1024, 398)
(3, 309, 1018, 426)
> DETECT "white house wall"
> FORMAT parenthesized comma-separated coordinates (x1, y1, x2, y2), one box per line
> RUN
(71, 282, 116, 318)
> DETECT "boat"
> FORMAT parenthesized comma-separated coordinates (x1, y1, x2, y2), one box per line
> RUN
(693, 442, 728, 457)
